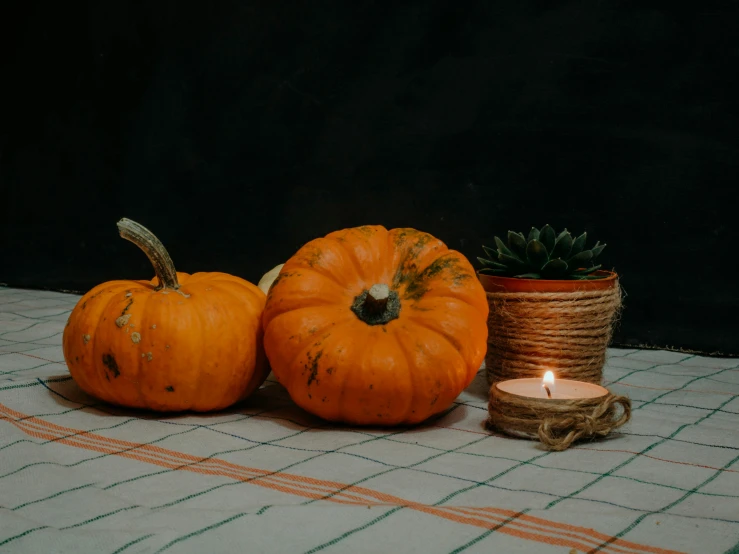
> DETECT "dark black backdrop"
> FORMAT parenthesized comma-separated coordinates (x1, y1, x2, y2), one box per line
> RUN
(1, 1, 737, 355)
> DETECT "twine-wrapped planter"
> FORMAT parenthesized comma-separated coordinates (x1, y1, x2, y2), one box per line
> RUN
(480, 271, 622, 385)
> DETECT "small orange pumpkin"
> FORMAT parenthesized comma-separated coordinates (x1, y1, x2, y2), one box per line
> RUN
(62, 218, 269, 412)
(262, 225, 489, 425)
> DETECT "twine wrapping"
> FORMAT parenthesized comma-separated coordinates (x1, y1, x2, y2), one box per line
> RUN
(486, 385, 631, 451)
(485, 284, 622, 384)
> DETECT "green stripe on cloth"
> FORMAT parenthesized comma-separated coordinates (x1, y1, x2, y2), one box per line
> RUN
(303, 507, 405, 554)
(110, 534, 155, 554)
(448, 511, 530, 554)
(153, 512, 250, 553)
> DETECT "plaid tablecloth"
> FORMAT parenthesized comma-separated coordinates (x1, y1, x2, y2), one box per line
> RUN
(1, 286, 738, 554)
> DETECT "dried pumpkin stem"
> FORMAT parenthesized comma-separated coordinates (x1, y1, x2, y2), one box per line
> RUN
(364, 284, 390, 315)
(351, 283, 401, 326)
(117, 218, 180, 290)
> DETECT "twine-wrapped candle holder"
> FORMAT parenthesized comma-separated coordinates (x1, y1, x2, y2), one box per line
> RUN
(485, 378, 631, 451)
(480, 271, 623, 385)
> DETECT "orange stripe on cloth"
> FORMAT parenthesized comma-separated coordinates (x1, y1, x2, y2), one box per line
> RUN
(576, 447, 739, 474)
(0, 403, 685, 554)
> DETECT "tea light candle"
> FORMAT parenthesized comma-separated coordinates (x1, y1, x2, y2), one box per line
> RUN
(485, 371, 630, 451)
(497, 372, 609, 401)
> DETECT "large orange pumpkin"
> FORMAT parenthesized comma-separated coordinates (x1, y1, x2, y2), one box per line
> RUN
(62, 218, 269, 412)
(262, 225, 489, 425)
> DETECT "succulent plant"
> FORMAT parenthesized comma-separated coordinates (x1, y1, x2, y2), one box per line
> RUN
(478, 225, 607, 280)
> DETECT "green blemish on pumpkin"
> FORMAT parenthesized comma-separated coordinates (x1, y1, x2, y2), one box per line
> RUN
(305, 249, 322, 268)
(355, 226, 376, 237)
(165, 386, 174, 392)
(393, 228, 429, 248)
(395, 254, 471, 301)
(306, 350, 323, 386)
(267, 271, 297, 300)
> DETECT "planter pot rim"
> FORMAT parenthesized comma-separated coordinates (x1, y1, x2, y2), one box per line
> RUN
(477, 270, 618, 293)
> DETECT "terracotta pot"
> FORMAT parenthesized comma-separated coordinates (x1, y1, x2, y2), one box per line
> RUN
(478, 270, 621, 385)
(478, 270, 618, 294)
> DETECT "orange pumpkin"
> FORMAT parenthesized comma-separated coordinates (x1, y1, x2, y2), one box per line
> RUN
(262, 225, 489, 425)
(62, 218, 269, 412)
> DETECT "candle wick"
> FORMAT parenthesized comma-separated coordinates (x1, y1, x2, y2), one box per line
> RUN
(543, 385, 552, 399)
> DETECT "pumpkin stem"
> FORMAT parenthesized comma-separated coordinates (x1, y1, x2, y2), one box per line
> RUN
(364, 284, 390, 315)
(351, 283, 401, 326)
(117, 218, 180, 290)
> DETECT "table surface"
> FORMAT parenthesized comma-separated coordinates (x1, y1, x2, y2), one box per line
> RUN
(1, 286, 738, 554)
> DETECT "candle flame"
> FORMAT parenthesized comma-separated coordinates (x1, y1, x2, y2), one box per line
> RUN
(543, 371, 555, 386)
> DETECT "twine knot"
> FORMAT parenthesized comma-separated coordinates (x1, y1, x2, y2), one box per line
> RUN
(537, 395, 631, 451)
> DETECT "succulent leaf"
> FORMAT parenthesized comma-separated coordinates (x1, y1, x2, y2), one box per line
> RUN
(551, 231, 573, 259)
(539, 224, 556, 254)
(494, 236, 518, 260)
(570, 232, 587, 256)
(526, 239, 549, 271)
(541, 258, 568, 277)
(499, 252, 529, 270)
(590, 242, 606, 258)
(514, 272, 542, 279)
(507, 231, 527, 259)
(477, 257, 508, 269)
(527, 227, 540, 242)
(482, 245, 499, 260)
(567, 250, 594, 268)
